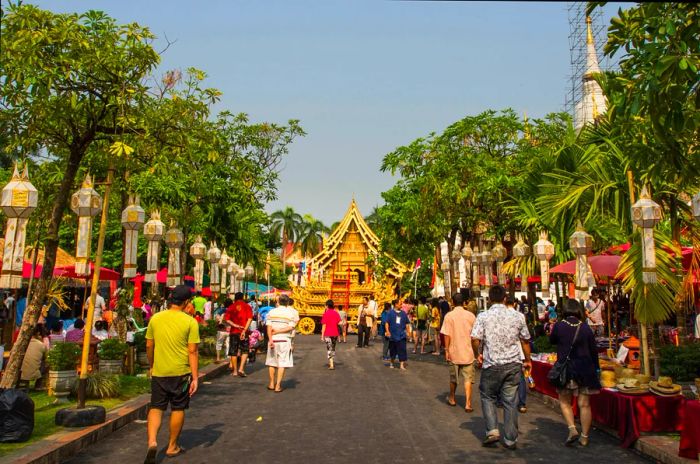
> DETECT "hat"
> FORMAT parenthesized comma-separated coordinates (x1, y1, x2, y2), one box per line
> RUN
(649, 376, 682, 396)
(600, 371, 616, 388)
(635, 374, 651, 388)
(616, 377, 649, 395)
(168, 285, 193, 305)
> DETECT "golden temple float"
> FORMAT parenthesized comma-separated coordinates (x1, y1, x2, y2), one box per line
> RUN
(291, 199, 409, 334)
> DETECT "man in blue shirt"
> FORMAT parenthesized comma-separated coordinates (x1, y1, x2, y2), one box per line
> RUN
(384, 303, 410, 370)
(380, 302, 394, 362)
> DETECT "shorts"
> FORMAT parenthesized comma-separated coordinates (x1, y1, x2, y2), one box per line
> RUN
(265, 340, 294, 368)
(449, 363, 475, 384)
(229, 333, 249, 356)
(416, 320, 427, 331)
(150, 374, 192, 411)
(557, 379, 600, 396)
(429, 326, 440, 338)
(216, 331, 229, 351)
(388, 339, 407, 362)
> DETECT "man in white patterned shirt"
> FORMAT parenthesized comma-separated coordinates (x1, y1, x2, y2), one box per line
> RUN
(471, 285, 531, 450)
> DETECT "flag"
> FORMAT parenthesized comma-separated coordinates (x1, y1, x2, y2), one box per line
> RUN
(414, 258, 422, 270)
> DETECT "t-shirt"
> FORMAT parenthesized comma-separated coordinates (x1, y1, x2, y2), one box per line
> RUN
(471, 304, 530, 369)
(547, 305, 557, 320)
(16, 297, 26, 328)
(537, 302, 546, 321)
(440, 307, 476, 365)
(586, 299, 605, 326)
(416, 304, 429, 321)
(87, 294, 106, 321)
(146, 309, 200, 377)
(20, 338, 46, 381)
(430, 307, 441, 328)
(225, 301, 253, 335)
(321, 309, 341, 337)
(338, 310, 347, 324)
(386, 309, 409, 341)
(192, 296, 207, 315)
(65, 328, 84, 343)
(266, 306, 299, 342)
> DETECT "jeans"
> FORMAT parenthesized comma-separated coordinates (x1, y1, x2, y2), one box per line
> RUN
(357, 325, 371, 347)
(518, 374, 527, 408)
(479, 362, 522, 445)
(382, 337, 390, 359)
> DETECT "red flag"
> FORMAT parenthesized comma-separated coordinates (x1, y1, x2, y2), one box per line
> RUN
(415, 258, 422, 270)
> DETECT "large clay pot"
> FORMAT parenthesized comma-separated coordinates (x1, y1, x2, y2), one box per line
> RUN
(48, 370, 77, 403)
(98, 359, 123, 375)
(137, 352, 149, 368)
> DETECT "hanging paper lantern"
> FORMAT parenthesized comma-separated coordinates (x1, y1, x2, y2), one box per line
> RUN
(219, 250, 230, 294)
(461, 242, 473, 289)
(513, 234, 531, 291)
(1, 164, 38, 289)
(471, 246, 480, 293)
(631, 186, 663, 284)
(189, 235, 207, 292)
(143, 210, 164, 284)
(692, 191, 700, 221)
(121, 195, 145, 278)
(207, 242, 222, 293)
(70, 173, 101, 277)
(534, 231, 555, 298)
(229, 261, 238, 294)
(480, 247, 493, 289)
(164, 222, 184, 287)
(236, 268, 245, 293)
(570, 222, 593, 299)
(492, 241, 507, 286)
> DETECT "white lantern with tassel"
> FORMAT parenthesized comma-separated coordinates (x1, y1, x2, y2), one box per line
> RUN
(164, 223, 184, 287)
(461, 242, 473, 289)
(631, 186, 662, 284)
(219, 250, 230, 295)
(143, 210, 164, 284)
(190, 236, 206, 292)
(570, 222, 593, 300)
(471, 246, 480, 293)
(480, 247, 493, 292)
(534, 231, 555, 298)
(513, 234, 531, 292)
(492, 241, 507, 286)
(207, 242, 221, 293)
(1, 164, 38, 289)
(229, 261, 238, 294)
(70, 173, 101, 277)
(121, 195, 145, 278)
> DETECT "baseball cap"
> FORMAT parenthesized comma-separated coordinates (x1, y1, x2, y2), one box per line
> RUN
(168, 285, 193, 305)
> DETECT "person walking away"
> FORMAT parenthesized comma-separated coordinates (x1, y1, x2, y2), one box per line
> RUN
(356, 297, 372, 348)
(265, 295, 299, 392)
(585, 290, 605, 337)
(414, 297, 430, 354)
(385, 303, 410, 370)
(191, 291, 206, 323)
(225, 292, 253, 377)
(380, 302, 393, 362)
(215, 298, 231, 363)
(550, 299, 601, 447)
(471, 285, 531, 450)
(338, 305, 348, 343)
(429, 298, 441, 355)
(321, 299, 341, 370)
(144, 285, 199, 463)
(441, 293, 476, 412)
(506, 296, 529, 413)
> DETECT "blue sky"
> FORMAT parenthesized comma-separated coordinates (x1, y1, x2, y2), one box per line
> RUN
(32, 0, 621, 225)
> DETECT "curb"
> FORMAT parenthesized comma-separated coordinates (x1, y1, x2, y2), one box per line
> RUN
(4, 361, 230, 464)
(528, 389, 694, 464)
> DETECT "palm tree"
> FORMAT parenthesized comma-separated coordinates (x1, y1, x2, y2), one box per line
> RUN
(364, 206, 381, 231)
(299, 215, 329, 258)
(270, 207, 302, 272)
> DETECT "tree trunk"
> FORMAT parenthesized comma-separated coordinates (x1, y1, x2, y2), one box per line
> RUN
(0, 144, 86, 388)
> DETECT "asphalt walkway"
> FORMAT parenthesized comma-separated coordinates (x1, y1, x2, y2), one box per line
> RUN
(66, 336, 648, 464)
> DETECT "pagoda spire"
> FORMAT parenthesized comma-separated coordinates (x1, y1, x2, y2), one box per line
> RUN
(574, 16, 607, 131)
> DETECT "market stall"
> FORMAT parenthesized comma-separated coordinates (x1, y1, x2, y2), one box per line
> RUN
(679, 399, 700, 460)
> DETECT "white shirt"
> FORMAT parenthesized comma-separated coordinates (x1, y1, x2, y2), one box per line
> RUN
(266, 305, 299, 342)
(204, 301, 213, 320)
(586, 299, 605, 326)
(85, 294, 106, 320)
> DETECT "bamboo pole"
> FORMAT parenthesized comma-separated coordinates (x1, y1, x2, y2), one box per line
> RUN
(77, 164, 114, 409)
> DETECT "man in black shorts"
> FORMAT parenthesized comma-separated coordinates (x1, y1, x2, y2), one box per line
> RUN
(144, 285, 200, 463)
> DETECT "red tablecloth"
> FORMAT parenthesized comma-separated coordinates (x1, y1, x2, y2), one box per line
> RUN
(680, 400, 700, 459)
(531, 359, 685, 448)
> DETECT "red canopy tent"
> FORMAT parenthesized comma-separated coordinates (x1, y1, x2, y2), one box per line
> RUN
(54, 263, 121, 281)
(550, 254, 622, 278)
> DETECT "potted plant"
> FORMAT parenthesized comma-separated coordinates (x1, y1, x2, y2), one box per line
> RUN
(98, 338, 129, 374)
(46, 342, 81, 403)
(133, 330, 149, 368)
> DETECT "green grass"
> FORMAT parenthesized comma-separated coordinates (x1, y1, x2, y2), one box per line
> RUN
(0, 357, 216, 457)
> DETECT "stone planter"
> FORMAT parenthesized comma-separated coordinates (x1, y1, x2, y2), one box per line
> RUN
(48, 370, 77, 403)
(99, 359, 124, 375)
(137, 352, 149, 368)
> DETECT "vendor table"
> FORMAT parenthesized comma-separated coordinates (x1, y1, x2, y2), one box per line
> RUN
(679, 400, 700, 460)
(531, 359, 685, 448)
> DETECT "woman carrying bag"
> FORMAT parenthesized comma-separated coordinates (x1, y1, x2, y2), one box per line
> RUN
(549, 299, 601, 447)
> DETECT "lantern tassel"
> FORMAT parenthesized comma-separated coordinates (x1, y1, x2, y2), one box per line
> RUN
(167, 247, 181, 287)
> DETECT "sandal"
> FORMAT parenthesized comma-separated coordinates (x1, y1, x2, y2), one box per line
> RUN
(565, 427, 580, 446)
(166, 447, 187, 458)
(274, 387, 284, 393)
(144, 446, 157, 464)
(267, 386, 275, 391)
(446, 397, 457, 407)
(579, 434, 589, 447)
(237, 371, 247, 378)
(465, 407, 474, 413)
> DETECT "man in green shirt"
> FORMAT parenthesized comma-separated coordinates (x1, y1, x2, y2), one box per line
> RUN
(144, 285, 200, 464)
(414, 296, 430, 354)
(192, 291, 207, 318)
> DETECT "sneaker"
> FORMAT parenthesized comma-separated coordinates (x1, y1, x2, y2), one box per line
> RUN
(482, 435, 500, 447)
(518, 406, 527, 413)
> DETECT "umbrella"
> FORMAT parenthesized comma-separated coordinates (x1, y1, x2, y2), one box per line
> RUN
(550, 254, 622, 278)
(54, 263, 121, 281)
(259, 289, 290, 299)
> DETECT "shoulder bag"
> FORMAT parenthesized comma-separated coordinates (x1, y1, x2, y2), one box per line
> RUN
(547, 322, 582, 389)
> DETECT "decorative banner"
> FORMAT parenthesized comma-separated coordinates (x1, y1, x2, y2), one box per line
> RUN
(190, 235, 206, 292)
(219, 250, 230, 294)
(492, 241, 507, 286)
(228, 262, 237, 294)
(164, 222, 184, 287)
(481, 247, 492, 291)
(1, 164, 38, 289)
(631, 186, 662, 284)
(207, 242, 221, 293)
(70, 173, 101, 277)
(513, 234, 531, 292)
(143, 210, 164, 284)
(534, 231, 555, 298)
(121, 195, 145, 278)
(570, 222, 593, 300)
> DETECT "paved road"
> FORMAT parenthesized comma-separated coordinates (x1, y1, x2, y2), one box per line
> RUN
(67, 336, 648, 464)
